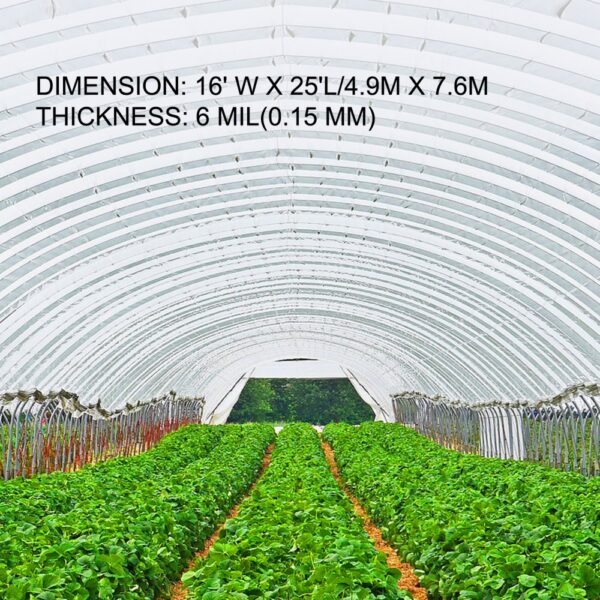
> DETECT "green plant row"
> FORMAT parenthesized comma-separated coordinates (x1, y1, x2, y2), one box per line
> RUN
(0, 423, 275, 599)
(184, 422, 411, 599)
(0, 424, 224, 528)
(323, 422, 600, 600)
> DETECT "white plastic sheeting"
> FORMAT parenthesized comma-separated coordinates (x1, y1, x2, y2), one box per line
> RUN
(252, 360, 347, 380)
(0, 0, 599, 422)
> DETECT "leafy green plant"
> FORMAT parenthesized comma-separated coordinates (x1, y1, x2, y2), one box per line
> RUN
(324, 422, 600, 599)
(184, 423, 411, 599)
(0, 423, 275, 599)
(0, 424, 224, 528)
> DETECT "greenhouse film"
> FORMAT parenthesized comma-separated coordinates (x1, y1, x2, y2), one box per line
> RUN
(0, 1, 599, 599)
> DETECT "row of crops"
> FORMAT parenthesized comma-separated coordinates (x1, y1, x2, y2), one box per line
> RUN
(2, 420, 598, 599)
(183, 422, 409, 599)
(0, 422, 412, 600)
(324, 422, 600, 599)
(0, 423, 274, 599)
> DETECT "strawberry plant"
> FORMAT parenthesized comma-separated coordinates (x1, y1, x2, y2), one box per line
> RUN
(184, 423, 411, 599)
(0, 424, 224, 529)
(324, 422, 600, 599)
(0, 423, 275, 599)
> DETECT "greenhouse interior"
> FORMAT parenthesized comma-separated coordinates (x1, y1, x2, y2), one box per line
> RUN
(0, 0, 599, 598)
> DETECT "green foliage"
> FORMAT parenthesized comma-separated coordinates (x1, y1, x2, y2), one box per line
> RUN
(228, 379, 274, 422)
(229, 378, 375, 424)
(184, 423, 411, 599)
(0, 425, 223, 526)
(0, 423, 275, 599)
(323, 422, 600, 600)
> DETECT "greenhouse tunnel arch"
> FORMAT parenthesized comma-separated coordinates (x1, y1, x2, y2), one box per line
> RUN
(202, 350, 397, 424)
(0, 0, 598, 414)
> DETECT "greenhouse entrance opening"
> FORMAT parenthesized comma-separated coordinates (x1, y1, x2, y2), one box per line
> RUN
(219, 359, 377, 424)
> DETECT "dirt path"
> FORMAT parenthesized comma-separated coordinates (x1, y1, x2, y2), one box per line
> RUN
(322, 441, 428, 600)
(168, 442, 275, 600)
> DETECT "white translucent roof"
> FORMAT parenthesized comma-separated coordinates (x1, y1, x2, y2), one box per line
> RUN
(252, 360, 347, 379)
(0, 0, 599, 422)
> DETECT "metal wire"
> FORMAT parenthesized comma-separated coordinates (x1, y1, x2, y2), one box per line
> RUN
(392, 384, 600, 476)
(0, 390, 205, 480)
